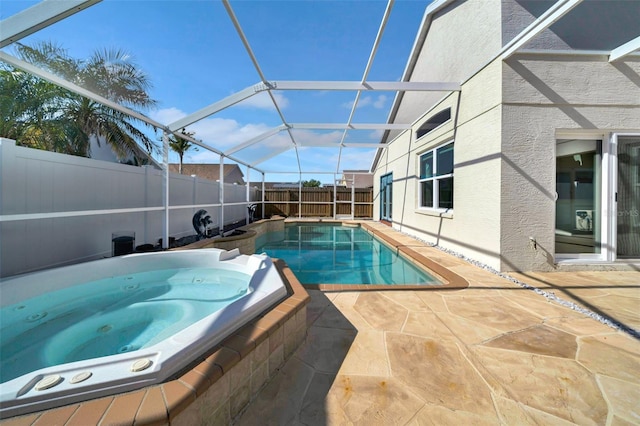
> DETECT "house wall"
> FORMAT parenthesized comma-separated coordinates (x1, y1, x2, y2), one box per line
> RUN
(376, 0, 640, 272)
(503, 0, 640, 51)
(500, 55, 640, 271)
(392, 0, 503, 129)
(374, 60, 504, 270)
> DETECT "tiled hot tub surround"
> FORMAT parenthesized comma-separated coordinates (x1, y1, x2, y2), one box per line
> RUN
(178, 217, 286, 254)
(1, 260, 310, 426)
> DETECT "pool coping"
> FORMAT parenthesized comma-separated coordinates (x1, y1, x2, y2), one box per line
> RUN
(1, 259, 310, 425)
(282, 220, 469, 292)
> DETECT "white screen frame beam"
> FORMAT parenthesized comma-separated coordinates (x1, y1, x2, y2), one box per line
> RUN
(0, 0, 102, 48)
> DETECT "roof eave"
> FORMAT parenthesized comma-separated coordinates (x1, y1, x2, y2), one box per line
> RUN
(372, 0, 457, 172)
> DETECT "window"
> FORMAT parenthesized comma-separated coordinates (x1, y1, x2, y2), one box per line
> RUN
(419, 142, 454, 210)
(416, 108, 451, 139)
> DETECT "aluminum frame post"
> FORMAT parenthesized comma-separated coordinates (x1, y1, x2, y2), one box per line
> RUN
(219, 155, 225, 236)
(162, 131, 170, 249)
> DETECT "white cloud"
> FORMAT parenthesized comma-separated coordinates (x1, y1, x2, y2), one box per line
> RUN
(150, 107, 186, 124)
(292, 130, 343, 147)
(148, 107, 377, 172)
(373, 95, 388, 109)
(341, 94, 388, 110)
(331, 148, 376, 170)
(236, 91, 289, 110)
(368, 129, 385, 140)
(150, 106, 276, 150)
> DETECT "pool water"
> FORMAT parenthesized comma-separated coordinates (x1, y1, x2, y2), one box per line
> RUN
(0, 267, 250, 383)
(256, 224, 441, 285)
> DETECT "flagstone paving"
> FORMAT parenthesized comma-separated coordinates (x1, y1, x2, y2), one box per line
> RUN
(235, 225, 640, 425)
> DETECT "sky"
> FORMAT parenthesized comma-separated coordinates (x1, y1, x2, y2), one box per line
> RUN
(1, 0, 430, 184)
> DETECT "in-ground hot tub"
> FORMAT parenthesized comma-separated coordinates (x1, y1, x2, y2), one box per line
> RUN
(0, 248, 287, 418)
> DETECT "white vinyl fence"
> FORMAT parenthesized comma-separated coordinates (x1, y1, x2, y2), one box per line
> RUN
(0, 139, 259, 278)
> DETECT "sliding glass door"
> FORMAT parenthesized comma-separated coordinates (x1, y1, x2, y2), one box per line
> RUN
(555, 134, 640, 261)
(555, 139, 602, 256)
(617, 136, 640, 257)
(380, 173, 393, 222)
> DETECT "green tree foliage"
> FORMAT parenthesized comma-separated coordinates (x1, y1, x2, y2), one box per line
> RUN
(168, 129, 197, 174)
(302, 179, 322, 187)
(0, 42, 157, 160)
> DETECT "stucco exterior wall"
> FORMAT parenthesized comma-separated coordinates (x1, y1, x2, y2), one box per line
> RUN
(375, 60, 504, 270)
(376, 0, 640, 272)
(393, 0, 502, 128)
(503, 0, 640, 51)
(500, 56, 640, 271)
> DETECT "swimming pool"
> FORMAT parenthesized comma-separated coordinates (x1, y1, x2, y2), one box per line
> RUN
(0, 248, 287, 418)
(256, 223, 442, 286)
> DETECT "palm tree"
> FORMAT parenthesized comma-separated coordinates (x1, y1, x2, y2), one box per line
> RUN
(0, 68, 74, 153)
(168, 129, 197, 174)
(1, 42, 157, 160)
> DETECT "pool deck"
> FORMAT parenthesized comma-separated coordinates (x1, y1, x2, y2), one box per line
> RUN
(236, 221, 640, 425)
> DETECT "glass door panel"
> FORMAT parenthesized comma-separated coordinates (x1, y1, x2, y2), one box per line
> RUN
(617, 137, 640, 257)
(380, 173, 392, 222)
(555, 140, 602, 255)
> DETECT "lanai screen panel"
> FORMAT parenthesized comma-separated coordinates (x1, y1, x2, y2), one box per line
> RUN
(1, 0, 456, 183)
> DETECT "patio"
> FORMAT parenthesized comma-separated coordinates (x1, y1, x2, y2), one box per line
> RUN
(235, 224, 640, 425)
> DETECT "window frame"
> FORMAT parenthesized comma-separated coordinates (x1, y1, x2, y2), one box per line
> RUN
(416, 108, 452, 140)
(418, 141, 454, 212)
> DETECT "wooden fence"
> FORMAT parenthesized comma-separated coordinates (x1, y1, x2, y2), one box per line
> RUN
(260, 187, 373, 218)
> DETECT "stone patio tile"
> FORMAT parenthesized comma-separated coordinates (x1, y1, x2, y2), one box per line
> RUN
(471, 346, 608, 425)
(414, 291, 449, 313)
(297, 372, 338, 425)
(441, 295, 542, 335)
(412, 250, 467, 268)
(574, 294, 640, 330)
(492, 396, 577, 426)
(577, 336, 640, 382)
(560, 287, 612, 299)
(323, 388, 355, 425)
(305, 290, 334, 326)
(599, 271, 640, 285)
(509, 272, 555, 288)
(312, 301, 361, 331)
(314, 294, 374, 331)
(295, 325, 357, 374)
(610, 415, 638, 426)
(482, 325, 578, 359)
(385, 332, 495, 415)
(330, 291, 362, 309)
(446, 265, 514, 287)
(402, 311, 459, 343)
(506, 405, 576, 426)
(234, 357, 315, 426)
(597, 375, 640, 423)
(574, 271, 631, 285)
(585, 333, 640, 356)
(544, 316, 616, 336)
(326, 375, 425, 425)
(434, 311, 508, 344)
(353, 292, 409, 331)
(500, 290, 586, 320)
(406, 404, 500, 425)
(337, 329, 390, 377)
(378, 291, 430, 312)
